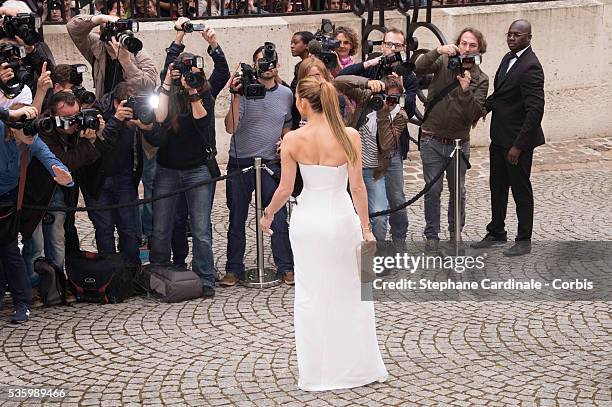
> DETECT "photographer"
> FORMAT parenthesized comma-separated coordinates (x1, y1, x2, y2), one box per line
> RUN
(337, 27, 416, 249)
(66, 13, 158, 99)
(414, 27, 489, 250)
(78, 81, 152, 266)
(145, 24, 229, 298)
(0, 105, 72, 324)
(0, 7, 56, 95)
(32, 62, 96, 114)
(334, 74, 409, 243)
(20, 91, 105, 285)
(222, 43, 294, 287)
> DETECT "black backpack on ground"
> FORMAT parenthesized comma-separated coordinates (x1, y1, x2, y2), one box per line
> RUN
(33, 257, 67, 307)
(65, 251, 137, 304)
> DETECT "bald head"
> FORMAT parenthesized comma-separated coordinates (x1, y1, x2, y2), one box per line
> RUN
(506, 19, 532, 53)
(510, 19, 532, 33)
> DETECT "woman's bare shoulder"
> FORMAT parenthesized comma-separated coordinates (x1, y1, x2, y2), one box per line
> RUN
(345, 127, 361, 143)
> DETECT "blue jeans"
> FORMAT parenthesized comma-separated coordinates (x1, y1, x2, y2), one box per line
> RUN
(171, 192, 189, 267)
(83, 174, 140, 265)
(0, 189, 31, 308)
(150, 164, 215, 288)
(226, 158, 293, 279)
(23, 188, 67, 286)
(385, 153, 409, 241)
(140, 155, 156, 239)
(420, 138, 470, 240)
(363, 168, 389, 242)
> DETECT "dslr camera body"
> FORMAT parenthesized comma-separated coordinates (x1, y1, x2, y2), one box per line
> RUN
(100, 19, 142, 54)
(173, 54, 205, 89)
(1, 13, 41, 46)
(310, 19, 340, 70)
(231, 63, 265, 100)
(0, 44, 32, 98)
(125, 95, 156, 125)
(447, 53, 481, 76)
(368, 93, 405, 111)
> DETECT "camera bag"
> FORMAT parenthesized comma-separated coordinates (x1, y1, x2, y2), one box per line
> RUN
(33, 257, 67, 307)
(139, 264, 202, 303)
(65, 251, 135, 304)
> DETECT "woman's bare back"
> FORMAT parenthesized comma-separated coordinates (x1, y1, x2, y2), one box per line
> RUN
(287, 123, 359, 167)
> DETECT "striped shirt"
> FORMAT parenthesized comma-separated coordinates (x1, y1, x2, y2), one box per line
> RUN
(229, 84, 293, 160)
(358, 105, 401, 169)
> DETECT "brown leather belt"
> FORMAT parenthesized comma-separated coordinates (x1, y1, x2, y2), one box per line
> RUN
(421, 134, 458, 146)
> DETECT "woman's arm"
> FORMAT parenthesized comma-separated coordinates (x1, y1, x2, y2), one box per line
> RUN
(259, 132, 297, 234)
(346, 128, 375, 241)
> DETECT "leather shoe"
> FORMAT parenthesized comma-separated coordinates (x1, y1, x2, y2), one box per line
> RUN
(471, 233, 507, 249)
(282, 271, 295, 285)
(219, 273, 240, 287)
(503, 242, 532, 257)
(424, 239, 439, 253)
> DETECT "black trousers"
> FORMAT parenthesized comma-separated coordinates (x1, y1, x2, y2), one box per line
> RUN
(486, 144, 534, 241)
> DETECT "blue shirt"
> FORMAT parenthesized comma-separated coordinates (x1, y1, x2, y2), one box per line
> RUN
(0, 122, 72, 196)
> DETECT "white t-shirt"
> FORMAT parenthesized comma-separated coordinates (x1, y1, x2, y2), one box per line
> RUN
(0, 85, 33, 109)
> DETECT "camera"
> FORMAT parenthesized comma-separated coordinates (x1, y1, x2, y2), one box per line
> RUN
(125, 95, 157, 125)
(100, 19, 142, 54)
(175, 21, 205, 33)
(308, 19, 340, 70)
(447, 53, 481, 75)
(0, 44, 31, 98)
(380, 51, 407, 68)
(69, 64, 88, 85)
(257, 42, 277, 75)
(231, 63, 265, 100)
(1, 13, 41, 46)
(6, 117, 55, 136)
(173, 54, 205, 88)
(73, 109, 100, 131)
(368, 92, 405, 111)
(71, 85, 96, 105)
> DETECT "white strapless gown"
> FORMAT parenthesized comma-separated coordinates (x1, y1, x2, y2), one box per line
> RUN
(290, 163, 388, 391)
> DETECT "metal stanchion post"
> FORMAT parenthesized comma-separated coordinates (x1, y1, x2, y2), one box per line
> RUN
(243, 157, 281, 288)
(453, 139, 462, 255)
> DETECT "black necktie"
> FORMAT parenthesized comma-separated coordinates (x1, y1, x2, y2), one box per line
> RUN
(498, 52, 518, 81)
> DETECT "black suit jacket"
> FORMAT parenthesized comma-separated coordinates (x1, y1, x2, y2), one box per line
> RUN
(485, 47, 545, 151)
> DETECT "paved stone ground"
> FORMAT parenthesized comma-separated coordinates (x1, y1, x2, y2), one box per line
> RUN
(1, 137, 611, 406)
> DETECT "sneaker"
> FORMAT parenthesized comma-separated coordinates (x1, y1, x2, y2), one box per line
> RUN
(282, 271, 295, 285)
(471, 233, 508, 249)
(219, 273, 240, 287)
(11, 303, 30, 324)
(202, 286, 216, 298)
(31, 288, 43, 308)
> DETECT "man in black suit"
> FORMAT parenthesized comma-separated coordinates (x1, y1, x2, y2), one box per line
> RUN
(473, 19, 545, 256)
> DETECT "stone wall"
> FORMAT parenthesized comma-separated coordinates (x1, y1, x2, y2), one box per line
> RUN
(41, 0, 612, 162)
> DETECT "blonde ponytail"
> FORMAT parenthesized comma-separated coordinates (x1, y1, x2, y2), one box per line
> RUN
(319, 81, 358, 165)
(297, 77, 359, 164)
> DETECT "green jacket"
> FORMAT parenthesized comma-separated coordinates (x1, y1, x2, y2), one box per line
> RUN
(414, 49, 489, 141)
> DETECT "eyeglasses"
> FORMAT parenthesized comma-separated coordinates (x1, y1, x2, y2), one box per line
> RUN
(382, 41, 405, 50)
(506, 32, 530, 39)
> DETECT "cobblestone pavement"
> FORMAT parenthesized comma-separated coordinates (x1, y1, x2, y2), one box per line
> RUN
(1, 137, 611, 406)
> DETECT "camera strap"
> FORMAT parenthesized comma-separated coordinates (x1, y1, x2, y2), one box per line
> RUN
(417, 79, 460, 148)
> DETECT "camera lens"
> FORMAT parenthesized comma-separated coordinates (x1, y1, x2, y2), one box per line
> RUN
(185, 72, 204, 89)
(182, 22, 194, 33)
(118, 33, 143, 54)
(369, 94, 384, 111)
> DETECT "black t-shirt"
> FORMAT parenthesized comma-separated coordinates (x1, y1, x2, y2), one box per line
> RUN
(103, 55, 125, 95)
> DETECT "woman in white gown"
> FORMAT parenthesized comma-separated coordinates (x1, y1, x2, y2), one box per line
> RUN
(260, 77, 388, 391)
